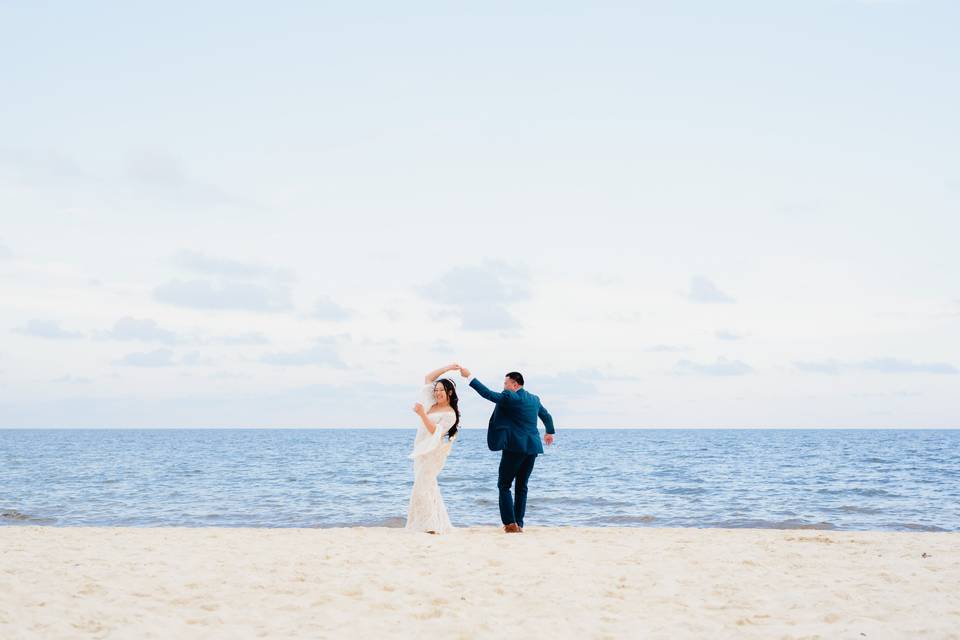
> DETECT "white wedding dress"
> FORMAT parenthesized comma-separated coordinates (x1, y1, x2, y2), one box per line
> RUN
(405, 383, 457, 534)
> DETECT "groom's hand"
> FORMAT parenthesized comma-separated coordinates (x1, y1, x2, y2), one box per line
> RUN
(544, 434, 555, 446)
(459, 367, 471, 378)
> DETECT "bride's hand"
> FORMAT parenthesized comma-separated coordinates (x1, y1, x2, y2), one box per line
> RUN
(413, 403, 426, 416)
(459, 366, 471, 378)
(447, 363, 460, 372)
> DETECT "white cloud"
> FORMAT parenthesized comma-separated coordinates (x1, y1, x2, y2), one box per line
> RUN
(421, 262, 530, 331)
(381, 305, 403, 323)
(172, 249, 294, 283)
(125, 150, 243, 207)
(795, 360, 842, 374)
(530, 370, 601, 396)
(0, 148, 89, 186)
(688, 276, 735, 304)
(152, 250, 296, 313)
(116, 349, 176, 367)
(429, 339, 456, 354)
(13, 319, 84, 340)
(675, 357, 753, 376)
(645, 344, 691, 353)
(208, 371, 249, 381)
(153, 279, 293, 312)
(715, 330, 745, 341)
(260, 338, 347, 367)
(0, 382, 413, 428)
(180, 351, 218, 367)
(51, 375, 93, 384)
(461, 304, 520, 331)
(100, 317, 178, 344)
(796, 358, 958, 375)
(217, 331, 269, 346)
(313, 295, 352, 321)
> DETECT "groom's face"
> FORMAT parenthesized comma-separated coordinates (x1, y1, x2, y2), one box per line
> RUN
(503, 377, 521, 392)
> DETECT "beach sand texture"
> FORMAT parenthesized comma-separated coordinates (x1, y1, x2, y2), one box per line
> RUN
(1, 526, 958, 639)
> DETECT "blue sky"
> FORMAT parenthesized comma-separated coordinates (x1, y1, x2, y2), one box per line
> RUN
(1, 1, 958, 427)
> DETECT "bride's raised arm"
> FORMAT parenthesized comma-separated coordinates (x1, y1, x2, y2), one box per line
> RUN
(424, 363, 460, 384)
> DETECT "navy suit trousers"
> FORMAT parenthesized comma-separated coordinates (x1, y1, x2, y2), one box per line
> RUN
(498, 451, 537, 527)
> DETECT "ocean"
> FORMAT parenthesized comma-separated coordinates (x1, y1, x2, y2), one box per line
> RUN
(2, 428, 957, 531)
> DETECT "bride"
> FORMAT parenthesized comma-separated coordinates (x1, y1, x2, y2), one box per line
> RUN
(405, 363, 461, 535)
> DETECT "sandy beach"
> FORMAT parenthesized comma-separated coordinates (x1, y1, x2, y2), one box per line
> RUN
(1, 526, 957, 639)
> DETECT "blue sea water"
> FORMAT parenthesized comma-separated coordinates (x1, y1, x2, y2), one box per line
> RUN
(1, 429, 957, 531)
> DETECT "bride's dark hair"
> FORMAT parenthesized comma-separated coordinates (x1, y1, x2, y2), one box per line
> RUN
(436, 378, 460, 440)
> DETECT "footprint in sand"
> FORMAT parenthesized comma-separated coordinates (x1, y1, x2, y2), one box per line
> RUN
(414, 608, 444, 620)
(77, 583, 104, 596)
(71, 619, 105, 633)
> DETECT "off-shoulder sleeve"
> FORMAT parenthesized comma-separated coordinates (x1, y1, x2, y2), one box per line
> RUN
(418, 383, 436, 411)
(410, 421, 442, 458)
(409, 412, 455, 459)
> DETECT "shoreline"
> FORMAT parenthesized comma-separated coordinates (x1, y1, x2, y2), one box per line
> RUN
(3, 526, 958, 638)
(2, 514, 954, 531)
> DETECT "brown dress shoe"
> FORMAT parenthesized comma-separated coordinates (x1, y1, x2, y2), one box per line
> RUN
(503, 523, 521, 533)
(518, 526, 524, 533)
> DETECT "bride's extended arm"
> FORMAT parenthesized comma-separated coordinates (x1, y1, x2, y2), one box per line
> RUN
(425, 363, 460, 384)
(413, 403, 437, 434)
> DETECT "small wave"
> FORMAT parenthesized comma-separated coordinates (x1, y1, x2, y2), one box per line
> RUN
(1, 509, 53, 524)
(713, 518, 837, 530)
(816, 487, 896, 498)
(661, 486, 707, 496)
(893, 523, 949, 532)
(590, 515, 656, 525)
(534, 496, 633, 507)
(824, 504, 884, 515)
(863, 457, 894, 464)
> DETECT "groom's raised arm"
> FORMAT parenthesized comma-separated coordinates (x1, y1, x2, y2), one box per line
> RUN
(468, 377, 503, 403)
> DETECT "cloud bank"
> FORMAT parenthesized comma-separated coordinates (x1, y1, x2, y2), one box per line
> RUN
(154, 279, 293, 312)
(795, 358, 958, 375)
(688, 276, 735, 304)
(421, 262, 531, 331)
(675, 357, 753, 376)
(13, 319, 84, 340)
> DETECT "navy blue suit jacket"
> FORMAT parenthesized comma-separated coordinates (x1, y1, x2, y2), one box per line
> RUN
(469, 378, 555, 454)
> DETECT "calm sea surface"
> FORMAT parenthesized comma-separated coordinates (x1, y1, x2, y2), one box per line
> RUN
(1, 429, 957, 531)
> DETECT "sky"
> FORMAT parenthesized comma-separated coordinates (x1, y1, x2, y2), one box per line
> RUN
(1, 1, 958, 428)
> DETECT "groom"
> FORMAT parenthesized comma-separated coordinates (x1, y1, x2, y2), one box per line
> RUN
(459, 367, 555, 533)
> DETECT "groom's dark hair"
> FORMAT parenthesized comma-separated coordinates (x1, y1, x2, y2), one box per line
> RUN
(506, 372, 524, 386)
